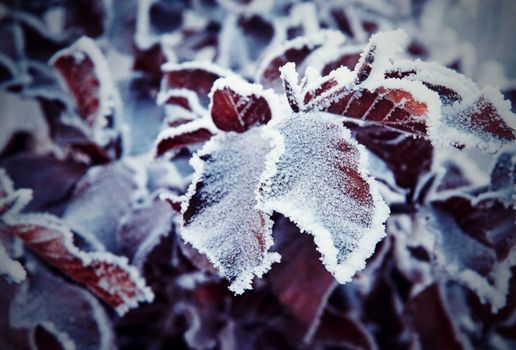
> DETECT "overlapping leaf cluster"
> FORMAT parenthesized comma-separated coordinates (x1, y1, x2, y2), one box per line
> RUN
(0, 1, 515, 349)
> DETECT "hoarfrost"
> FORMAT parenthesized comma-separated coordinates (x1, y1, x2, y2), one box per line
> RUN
(181, 128, 280, 294)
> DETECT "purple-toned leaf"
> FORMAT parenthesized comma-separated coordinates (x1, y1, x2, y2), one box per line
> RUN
(117, 199, 173, 268)
(9, 260, 115, 350)
(406, 283, 467, 350)
(268, 216, 336, 341)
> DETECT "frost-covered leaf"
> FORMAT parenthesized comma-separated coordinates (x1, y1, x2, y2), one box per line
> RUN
(427, 194, 516, 312)
(280, 31, 440, 138)
(209, 77, 278, 132)
(154, 118, 217, 158)
(50, 36, 117, 126)
(181, 128, 280, 293)
(3, 213, 154, 315)
(388, 60, 516, 150)
(50, 36, 124, 158)
(258, 112, 389, 284)
(9, 261, 115, 350)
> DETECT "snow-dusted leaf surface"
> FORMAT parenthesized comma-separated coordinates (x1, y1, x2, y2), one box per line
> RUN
(9, 261, 115, 350)
(258, 112, 389, 283)
(181, 127, 280, 293)
(0, 169, 152, 314)
(209, 77, 279, 132)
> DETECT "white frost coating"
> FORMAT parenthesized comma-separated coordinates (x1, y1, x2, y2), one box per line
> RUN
(0, 240, 26, 283)
(180, 128, 280, 294)
(258, 112, 390, 284)
(390, 58, 516, 151)
(209, 76, 283, 120)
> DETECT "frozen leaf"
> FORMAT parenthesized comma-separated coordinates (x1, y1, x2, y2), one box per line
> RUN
(4, 213, 154, 315)
(279, 33, 440, 138)
(50, 36, 118, 127)
(258, 112, 390, 284)
(9, 261, 115, 350)
(62, 162, 140, 251)
(50, 36, 124, 158)
(181, 128, 280, 294)
(209, 77, 279, 132)
(155, 118, 217, 158)
(388, 60, 516, 150)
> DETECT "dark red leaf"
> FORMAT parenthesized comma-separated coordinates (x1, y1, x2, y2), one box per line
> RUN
(210, 77, 275, 132)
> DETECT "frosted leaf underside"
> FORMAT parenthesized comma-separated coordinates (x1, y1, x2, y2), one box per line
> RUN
(181, 128, 280, 293)
(259, 113, 389, 283)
